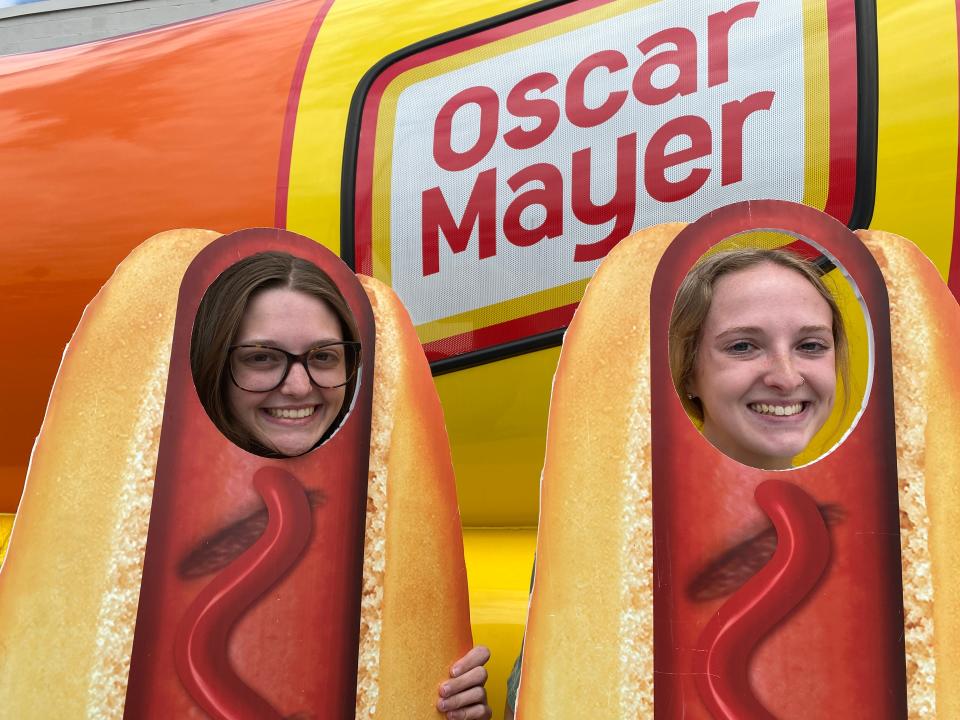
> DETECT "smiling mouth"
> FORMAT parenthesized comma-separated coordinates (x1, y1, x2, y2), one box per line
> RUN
(264, 406, 317, 420)
(748, 402, 808, 417)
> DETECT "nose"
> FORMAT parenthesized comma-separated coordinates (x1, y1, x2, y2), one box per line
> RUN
(280, 361, 313, 396)
(763, 350, 804, 392)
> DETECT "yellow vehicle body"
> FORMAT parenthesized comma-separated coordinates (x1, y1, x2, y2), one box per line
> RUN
(1, 0, 959, 714)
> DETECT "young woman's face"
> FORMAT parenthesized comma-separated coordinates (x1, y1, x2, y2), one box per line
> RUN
(688, 262, 837, 469)
(227, 287, 347, 456)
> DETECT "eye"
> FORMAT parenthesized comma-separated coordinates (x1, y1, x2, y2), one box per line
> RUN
(798, 339, 831, 355)
(725, 340, 756, 355)
(308, 345, 343, 368)
(237, 348, 284, 367)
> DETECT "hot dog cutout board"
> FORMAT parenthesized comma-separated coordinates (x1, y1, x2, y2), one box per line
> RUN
(0, 227, 472, 718)
(516, 200, 960, 718)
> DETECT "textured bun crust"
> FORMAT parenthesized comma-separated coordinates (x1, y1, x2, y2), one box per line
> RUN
(859, 229, 960, 718)
(357, 274, 472, 718)
(0, 232, 472, 719)
(0, 229, 221, 716)
(516, 224, 685, 719)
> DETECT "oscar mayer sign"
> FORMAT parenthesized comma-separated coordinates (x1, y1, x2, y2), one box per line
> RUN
(348, 0, 866, 365)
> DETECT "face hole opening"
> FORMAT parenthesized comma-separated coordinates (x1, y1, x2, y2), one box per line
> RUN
(668, 230, 873, 470)
(190, 251, 362, 458)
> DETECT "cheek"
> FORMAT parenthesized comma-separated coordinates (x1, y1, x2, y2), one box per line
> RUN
(810, 360, 839, 400)
(225, 384, 252, 422)
(820, 378, 838, 408)
(698, 358, 747, 400)
(327, 387, 347, 415)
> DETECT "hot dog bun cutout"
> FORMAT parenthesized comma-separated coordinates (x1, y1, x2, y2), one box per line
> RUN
(859, 229, 960, 717)
(517, 204, 959, 718)
(0, 228, 220, 716)
(358, 273, 473, 716)
(515, 222, 683, 718)
(0, 228, 471, 718)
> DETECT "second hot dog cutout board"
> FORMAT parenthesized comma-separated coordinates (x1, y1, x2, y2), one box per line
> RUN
(516, 201, 959, 718)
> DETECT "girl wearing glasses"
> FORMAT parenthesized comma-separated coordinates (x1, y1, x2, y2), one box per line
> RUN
(191, 251, 360, 457)
(191, 251, 492, 720)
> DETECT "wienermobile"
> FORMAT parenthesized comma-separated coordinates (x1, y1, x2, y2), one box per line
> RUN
(2, 0, 960, 714)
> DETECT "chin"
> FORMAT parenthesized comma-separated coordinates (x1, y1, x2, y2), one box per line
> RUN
(257, 433, 323, 457)
(750, 442, 809, 469)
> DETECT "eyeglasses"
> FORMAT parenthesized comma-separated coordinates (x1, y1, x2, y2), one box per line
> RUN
(228, 342, 360, 392)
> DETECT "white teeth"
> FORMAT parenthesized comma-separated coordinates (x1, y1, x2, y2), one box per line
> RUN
(749, 402, 804, 417)
(266, 406, 316, 419)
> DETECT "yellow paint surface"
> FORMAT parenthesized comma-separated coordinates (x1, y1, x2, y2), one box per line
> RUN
(463, 527, 537, 718)
(872, 0, 958, 276)
(0, 514, 12, 565)
(438, 347, 559, 528)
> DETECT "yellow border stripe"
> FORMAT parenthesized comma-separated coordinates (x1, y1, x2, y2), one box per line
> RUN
(415, 277, 590, 343)
(871, 0, 958, 277)
(802, 0, 830, 210)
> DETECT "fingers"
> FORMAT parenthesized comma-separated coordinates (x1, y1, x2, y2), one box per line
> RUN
(441, 664, 489, 698)
(444, 700, 493, 720)
(450, 644, 491, 677)
(438, 686, 491, 720)
(437, 645, 492, 720)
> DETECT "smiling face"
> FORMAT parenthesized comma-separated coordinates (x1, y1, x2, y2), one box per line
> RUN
(226, 287, 346, 456)
(688, 262, 837, 469)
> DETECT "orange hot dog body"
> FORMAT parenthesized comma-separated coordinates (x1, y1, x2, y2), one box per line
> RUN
(649, 204, 907, 717)
(123, 229, 375, 719)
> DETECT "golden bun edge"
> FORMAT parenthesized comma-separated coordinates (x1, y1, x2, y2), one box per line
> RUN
(358, 275, 473, 719)
(0, 228, 222, 718)
(859, 229, 960, 718)
(517, 224, 686, 719)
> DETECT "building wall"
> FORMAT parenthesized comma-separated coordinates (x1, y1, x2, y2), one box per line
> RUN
(0, 0, 266, 55)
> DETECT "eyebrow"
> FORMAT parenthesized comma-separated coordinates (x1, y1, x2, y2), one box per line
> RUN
(713, 324, 832, 340)
(797, 325, 833, 335)
(237, 337, 343, 346)
(714, 325, 763, 339)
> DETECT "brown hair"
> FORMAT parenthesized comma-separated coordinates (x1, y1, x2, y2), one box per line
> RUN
(668, 247, 850, 422)
(190, 251, 359, 456)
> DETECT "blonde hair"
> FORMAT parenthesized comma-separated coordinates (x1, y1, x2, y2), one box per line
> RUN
(668, 248, 850, 421)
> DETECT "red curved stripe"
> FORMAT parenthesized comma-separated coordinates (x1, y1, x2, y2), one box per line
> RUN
(694, 479, 831, 719)
(174, 466, 313, 719)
